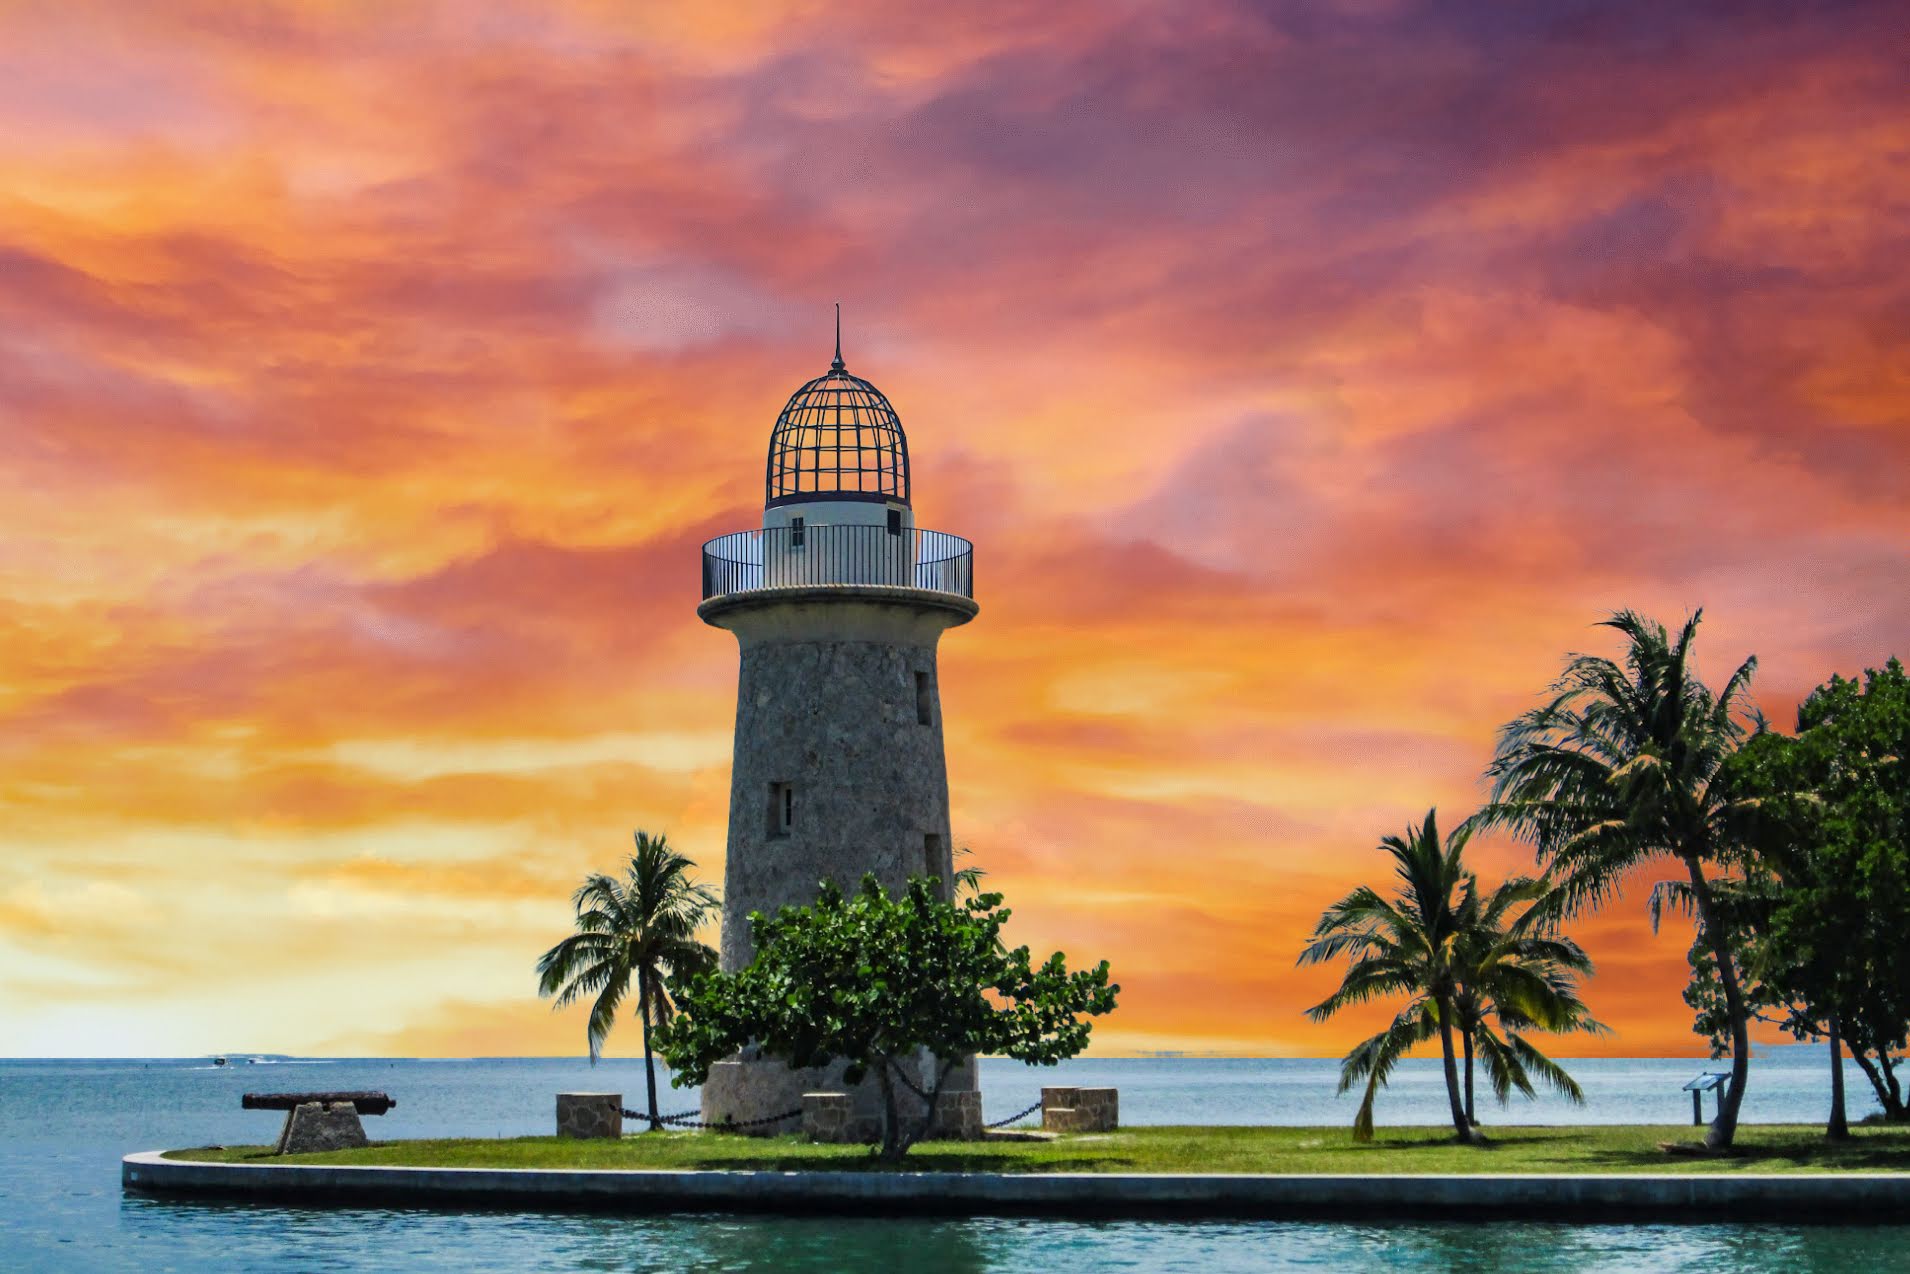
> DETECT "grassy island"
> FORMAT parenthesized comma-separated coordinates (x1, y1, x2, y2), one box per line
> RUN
(169, 1124, 1910, 1176)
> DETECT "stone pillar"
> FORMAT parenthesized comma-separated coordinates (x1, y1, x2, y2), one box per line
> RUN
(802, 1091, 855, 1143)
(555, 1092, 623, 1139)
(926, 1089, 984, 1141)
(697, 589, 980, 1132)
(1041, 1086, 1118, 1133)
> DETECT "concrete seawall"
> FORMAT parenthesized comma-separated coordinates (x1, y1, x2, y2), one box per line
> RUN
(122, 1152, 1910, 1221)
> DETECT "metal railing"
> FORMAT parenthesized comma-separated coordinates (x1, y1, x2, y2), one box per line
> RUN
(701, 524, 974, 601)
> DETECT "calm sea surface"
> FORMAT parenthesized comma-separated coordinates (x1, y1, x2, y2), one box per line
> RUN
(1, 1053, 1903, 1271)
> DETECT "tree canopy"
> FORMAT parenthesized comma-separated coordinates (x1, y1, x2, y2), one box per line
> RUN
(1689, 658, 1910, 1125)
(655, 875, 1117, 1158)
(1299, 809, 1478, 1142)
(1299, 809, 1596, 1142)
(1448, 874, 1604, 1126)
(1476, 609, 1759, 1149)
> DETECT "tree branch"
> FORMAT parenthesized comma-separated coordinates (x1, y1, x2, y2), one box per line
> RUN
(903, 1056, 959, 1155)
(888, 1053, 930, 1103)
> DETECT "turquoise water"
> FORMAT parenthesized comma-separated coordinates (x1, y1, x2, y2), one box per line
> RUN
(1, 1054, 1901, 1271)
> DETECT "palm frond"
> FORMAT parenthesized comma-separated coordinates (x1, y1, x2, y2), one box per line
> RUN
(1647, 878, 1697, 934)
(585, 964, 632, 1063)
(536, 829, 719, 1061)
(1345, 1007, 1438, 1141)
(1508, 1033, 1587, 1104)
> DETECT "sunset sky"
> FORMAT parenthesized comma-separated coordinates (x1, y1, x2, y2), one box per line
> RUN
(1, 1, 1904, 1060)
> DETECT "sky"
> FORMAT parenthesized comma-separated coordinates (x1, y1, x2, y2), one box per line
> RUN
(1, 0, 1904, 1060)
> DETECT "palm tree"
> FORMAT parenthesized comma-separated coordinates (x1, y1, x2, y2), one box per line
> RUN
(1449, 875, 1605, 1126)
(1300, 809, 1482, 1143)
(536, 831, 719, 1131)
(1474, 609, 1758, 1149)
(952, 843, 987, 897)
(1313, 860, 1602, 1140)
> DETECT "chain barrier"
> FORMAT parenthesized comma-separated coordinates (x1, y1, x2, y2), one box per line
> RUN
(619, 1099, 1040, 1132)
(985, 1099, 1043, 1130)
(619, 1105, 803, 1131)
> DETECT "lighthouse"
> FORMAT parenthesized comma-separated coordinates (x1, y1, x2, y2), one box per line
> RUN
(696, 318, 978, 1129)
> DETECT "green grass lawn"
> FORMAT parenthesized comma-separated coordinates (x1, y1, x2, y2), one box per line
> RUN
(167, 1124, 1910, 1175)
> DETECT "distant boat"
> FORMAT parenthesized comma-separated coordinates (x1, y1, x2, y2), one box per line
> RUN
(212, 1057, 228, 1067)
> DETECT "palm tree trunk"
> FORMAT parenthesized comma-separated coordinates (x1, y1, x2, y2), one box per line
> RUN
(1463, 1029, 1476, 1126)
(1826, 1014, 1849, 1141)
(639, 970, 662, 1132)
(1435, 1003, 1475, 1143)
(1684, 859, 1748, 1150)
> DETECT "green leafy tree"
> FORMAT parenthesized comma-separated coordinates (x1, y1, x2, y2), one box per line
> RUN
(535, 831, 719, 1130)
(1476, 610, 1759, 1150)
(656, 875, 1117, 1159)
(1449, 876, 1605, 1126)
(1299, 809, 1483, 1143)
(1660, 870, 1838, 1123)
(1683, 659, 1910, 1133)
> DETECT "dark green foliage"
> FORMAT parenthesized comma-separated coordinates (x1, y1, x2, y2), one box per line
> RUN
(1689, 658, 1910, 1126)
(535, 831, 719, 1130)
(1476, 609, 1759, 1149)
(656, 875, 1118, 1158)
(1449, 876, 1605, 1126)
(1662, 879, 1770, 1057)
(1300, 810, 1597, 1143)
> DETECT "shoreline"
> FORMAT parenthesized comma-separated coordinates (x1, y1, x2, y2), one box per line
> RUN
(122, 1150, 1910, 1221)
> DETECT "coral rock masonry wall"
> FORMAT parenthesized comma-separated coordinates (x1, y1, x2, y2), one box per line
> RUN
(802, 1088, 985, 1143)
(554, 1093, 623, 1140)
(699, 590, 979, 1131)
(714, 603, 966, 972)
(801, 1092, 859, 1143)
(929, 1090, 985, 1140)
(1042, 1087, 1118, 1133)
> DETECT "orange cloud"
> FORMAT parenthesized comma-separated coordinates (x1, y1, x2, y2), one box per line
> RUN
(0, 0, 1903, 1059)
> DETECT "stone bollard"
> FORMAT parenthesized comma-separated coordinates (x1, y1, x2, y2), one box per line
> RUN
(1042, 1086, 1118, 1133)
(555, 1092, 623, 1139)
(802, 1091, 856, 1143)
(276, 1101, 369, 1154)
(1040, 1086, 1076, 1132)
(926, 1090, 984, 1140)
(1073, 1088, 1118, 1131)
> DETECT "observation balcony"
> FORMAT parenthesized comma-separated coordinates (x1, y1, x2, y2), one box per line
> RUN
(700, 524, 974, 604)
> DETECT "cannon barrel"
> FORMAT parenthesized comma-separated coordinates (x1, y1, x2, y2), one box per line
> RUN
(242, 1091, 396, 1115)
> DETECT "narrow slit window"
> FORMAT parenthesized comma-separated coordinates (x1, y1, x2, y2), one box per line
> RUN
(789, 516, 805, 548)
(886, 508, 902, 536)
(923, 833, 944, 892)
(914, 671, 932, 725)
(768, 782, 794, 838)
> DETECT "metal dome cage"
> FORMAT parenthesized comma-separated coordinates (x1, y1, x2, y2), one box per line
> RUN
(764, 349, 910, 509)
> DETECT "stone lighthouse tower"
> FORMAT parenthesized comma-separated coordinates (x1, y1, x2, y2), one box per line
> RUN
(696, 318, 978, 1128)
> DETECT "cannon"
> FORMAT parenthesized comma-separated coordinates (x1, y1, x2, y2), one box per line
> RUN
(242, 1091, 396, 1153)
(242, 1091, 397, 1115)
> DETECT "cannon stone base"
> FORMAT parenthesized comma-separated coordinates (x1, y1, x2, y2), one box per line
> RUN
(275, 1102, 369, 1155)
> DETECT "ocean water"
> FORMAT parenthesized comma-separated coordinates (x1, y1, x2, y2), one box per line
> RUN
(1, 1053, 1902, 1272)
